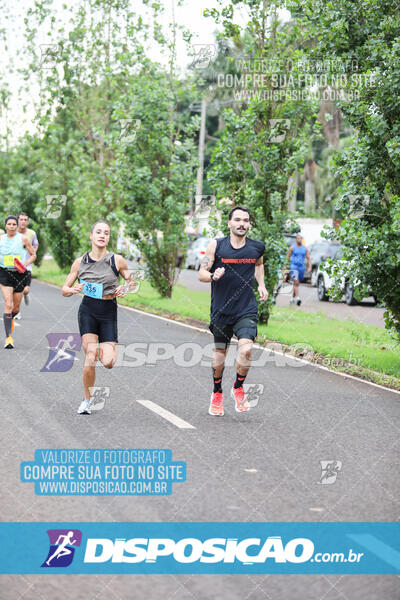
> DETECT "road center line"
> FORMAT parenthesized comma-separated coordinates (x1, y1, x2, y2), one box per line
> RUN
(136, 399, 196, 429)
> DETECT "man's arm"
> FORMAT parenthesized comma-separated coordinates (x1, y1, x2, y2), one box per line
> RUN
(255, 257, 268, 301)
(198, 240, 217, 282)
(22, 235, 37, 267)
(305, 248, 312, 271)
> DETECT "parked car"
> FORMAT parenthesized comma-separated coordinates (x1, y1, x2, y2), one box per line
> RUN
(308, 240, 342, 286)
(116, 236, 141, 262)
(316, 248, 377, 305)
(185, 236, 212, 270)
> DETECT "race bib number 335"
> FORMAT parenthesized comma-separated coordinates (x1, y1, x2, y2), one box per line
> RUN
(80, 280, 103, 299)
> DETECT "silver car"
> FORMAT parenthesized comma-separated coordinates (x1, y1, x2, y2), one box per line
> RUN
(185, 237, 212, 271)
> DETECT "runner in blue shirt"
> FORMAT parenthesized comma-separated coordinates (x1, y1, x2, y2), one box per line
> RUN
(287, 234, 312, 306)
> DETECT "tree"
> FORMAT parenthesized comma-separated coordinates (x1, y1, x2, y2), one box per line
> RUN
(204, 0, 318, 323)
(291, 0, 400, 338)
(20, 0, 162, 266)
(112, 67, 199, 298)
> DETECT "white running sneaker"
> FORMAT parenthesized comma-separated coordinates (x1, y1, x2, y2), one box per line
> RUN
(77, 399, 92, 414)
(14, 312, 21, 319)
(296, 297, 302, 306)
(289, 298, 295, 305)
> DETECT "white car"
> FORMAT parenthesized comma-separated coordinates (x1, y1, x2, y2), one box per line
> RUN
(116, 236, 141, 262)
(316, 250, 376, 305)
(185, 237, 212, 270)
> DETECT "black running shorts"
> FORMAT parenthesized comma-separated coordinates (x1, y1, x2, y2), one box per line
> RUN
(25, 271, 32, 286)
(0, 268, 30, 293)
(78, 296, 118, 343)
(209, 315, 258, 349)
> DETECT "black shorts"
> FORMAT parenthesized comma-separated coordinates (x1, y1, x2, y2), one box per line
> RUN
(0, 268, 30, 293)
(209, 315, 258, 349)
(78, 296, 118, 343)
(25, 271, 32, 286)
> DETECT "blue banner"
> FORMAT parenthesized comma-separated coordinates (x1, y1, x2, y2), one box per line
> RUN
(0, 522, 399, 574)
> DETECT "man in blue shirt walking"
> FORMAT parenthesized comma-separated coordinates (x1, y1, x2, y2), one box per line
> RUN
(287, 234, 312, 306)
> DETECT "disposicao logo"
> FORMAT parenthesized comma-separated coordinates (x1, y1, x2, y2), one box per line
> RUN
(83, 536, 314, 564)
(41, 529, 82, 567)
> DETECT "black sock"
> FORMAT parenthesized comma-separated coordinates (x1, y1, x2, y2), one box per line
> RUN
(3, 313, 12, 337)
(213, 367, 224, 393)
(234, 372, 247, 389)
(12, 312, 18, 319)
(213, 376, 223, 393)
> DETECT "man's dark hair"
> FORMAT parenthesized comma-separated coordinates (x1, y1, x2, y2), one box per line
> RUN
(18, 212, 29, 219)
(91, 220, 111, 233)
(5, 215, 18, 226)
(228, 206, 251, 220)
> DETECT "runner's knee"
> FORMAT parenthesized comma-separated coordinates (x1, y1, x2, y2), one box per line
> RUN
(101, 357, 115, 369)
(238, 345, 252, 364)
(212, 348, 227, 367)
(84, 348, 98, 366)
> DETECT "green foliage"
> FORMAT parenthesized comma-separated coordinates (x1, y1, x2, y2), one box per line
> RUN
(293, 0, 400, 339)
(112, 68, 199, 297)
(0, 0, 197, 287)
(204, 0, 318, 323)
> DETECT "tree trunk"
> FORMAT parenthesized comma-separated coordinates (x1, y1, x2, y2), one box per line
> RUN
(286, 169, 298, 212)
(304, 159, 317, 212)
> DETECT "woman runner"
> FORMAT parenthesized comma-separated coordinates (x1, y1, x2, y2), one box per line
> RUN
(0, 215, 36, 348)
(62, 220, 136, 414)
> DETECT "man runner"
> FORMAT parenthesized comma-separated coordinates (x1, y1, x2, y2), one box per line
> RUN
(199, 206, 268, 416)
(16, 211, 39, 316)
(0, 215, 36, 348)
(287, 234, 311, 306)
(62, 220, 136, 414)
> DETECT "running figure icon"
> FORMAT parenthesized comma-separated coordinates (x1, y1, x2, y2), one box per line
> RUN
(45, 531, 77, 566)
(45, 335, 77, 371)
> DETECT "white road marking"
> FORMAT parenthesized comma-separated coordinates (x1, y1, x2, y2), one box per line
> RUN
(119, 305, 400, 396)
(136, 399, 196, 429)
(37, 280, 400, 396)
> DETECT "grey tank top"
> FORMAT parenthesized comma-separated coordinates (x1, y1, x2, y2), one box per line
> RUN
(78, 251, 120, 297)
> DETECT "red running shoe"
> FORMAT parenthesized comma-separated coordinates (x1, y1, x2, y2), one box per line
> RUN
(209, 392, 224, 416)
(231, 386, 250, 412)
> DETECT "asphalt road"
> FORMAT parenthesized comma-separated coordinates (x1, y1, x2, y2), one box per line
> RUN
(1, 280, 399, 599)
(178, 268, 386, 329)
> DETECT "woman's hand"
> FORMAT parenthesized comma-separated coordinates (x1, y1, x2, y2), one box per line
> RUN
(114, 284, 129, 298)
(71, 282, 84, 295)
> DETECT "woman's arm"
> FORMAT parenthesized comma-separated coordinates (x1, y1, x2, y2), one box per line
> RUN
(61, 258, 84, 297)
(114, 254, 139, 296)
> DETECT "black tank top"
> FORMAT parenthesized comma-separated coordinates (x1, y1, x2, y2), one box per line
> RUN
(210, 236, 265, 324)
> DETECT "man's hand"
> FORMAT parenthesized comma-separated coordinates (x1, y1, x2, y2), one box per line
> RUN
(258, 285, 268, 301)
(212, 267, 225, 281)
